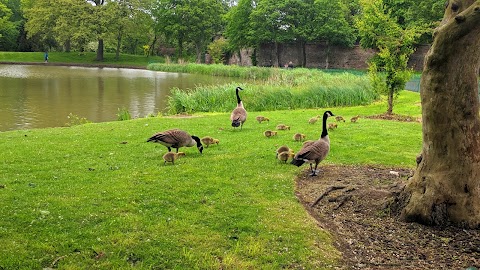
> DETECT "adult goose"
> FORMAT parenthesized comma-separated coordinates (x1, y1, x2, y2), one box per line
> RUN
(230, 86, 247, 129)
(147, 129, 203, 154)
(291, 111, 334, 176)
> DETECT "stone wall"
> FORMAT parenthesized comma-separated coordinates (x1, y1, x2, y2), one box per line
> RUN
(250, 42, 430, 71)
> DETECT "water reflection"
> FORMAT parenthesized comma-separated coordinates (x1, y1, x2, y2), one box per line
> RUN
(0, 64, 240, 131)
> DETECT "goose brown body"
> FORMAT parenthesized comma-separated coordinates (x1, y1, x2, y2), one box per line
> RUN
(147, 129, 203, 153)
(231, 87, 247, 129)
(291, 111, 334, 176)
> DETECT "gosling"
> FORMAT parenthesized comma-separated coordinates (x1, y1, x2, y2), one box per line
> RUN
(276, 145, 293, 158)
(328, 123, 338, 131)
(277, 151, 295, 164)
(276, 124, 290, 130)
(264, 130, 278, 138)
(308, 117, 319, 124)
(201, 136, 219, 148)
(293, 133, 306, 142)
(335, 116, 345, 122)
(256, 116, 270, 123)
(351, 115, 360, 123)
(163, 152, 185, 165)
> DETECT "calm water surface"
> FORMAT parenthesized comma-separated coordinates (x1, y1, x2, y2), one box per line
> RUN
(0, 64, 240, 131)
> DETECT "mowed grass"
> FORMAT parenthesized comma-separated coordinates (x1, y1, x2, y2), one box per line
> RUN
(0, 91, 421, 269)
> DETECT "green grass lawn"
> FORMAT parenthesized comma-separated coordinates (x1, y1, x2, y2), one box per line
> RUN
(0, 91, 422, 269)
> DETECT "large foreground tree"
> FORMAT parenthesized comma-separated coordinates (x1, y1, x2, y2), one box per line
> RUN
(397, 0, 480, 228)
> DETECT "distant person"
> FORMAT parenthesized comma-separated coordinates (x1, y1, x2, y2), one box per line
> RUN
(287, 61, 294, 69)
(44, 51, 48, 63)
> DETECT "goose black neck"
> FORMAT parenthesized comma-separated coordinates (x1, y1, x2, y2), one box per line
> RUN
(321, 112, 329, 138)
(192, 135, 202, 147)
(236, 88, 242, 104)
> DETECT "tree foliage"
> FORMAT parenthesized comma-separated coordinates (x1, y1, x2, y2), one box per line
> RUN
(153, 0, 227, 62)
(356, 0, 423, 114)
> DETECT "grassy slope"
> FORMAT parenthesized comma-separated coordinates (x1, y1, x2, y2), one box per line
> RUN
(0, 91, 421, 269)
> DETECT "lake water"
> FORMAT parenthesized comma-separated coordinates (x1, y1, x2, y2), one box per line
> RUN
(0, 64, 240, 131)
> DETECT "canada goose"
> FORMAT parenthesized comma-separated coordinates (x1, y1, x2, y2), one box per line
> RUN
(201, 136, 219, 148)
(163, 152, 185, 165)
(277, 151, 295, 163)
(302, 140, 315, 147)
(230, 86, 247, 129)
(293, 133, 306, 142)
(351, 115, 360, 123)
(276, 124, 290, 130)
(276, 145, 293, 158)
(264, 130, 278, 138)
(308, 117, 319, 124)
(147, 129, 203, 153)
(256, 116, 270, 123)
(335, 116, 345, 122)
(328, 123, 338, 131)
(291, 110, 334, 176)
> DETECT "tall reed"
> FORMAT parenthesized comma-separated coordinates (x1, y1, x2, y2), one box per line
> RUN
(166, 71, 377, 114)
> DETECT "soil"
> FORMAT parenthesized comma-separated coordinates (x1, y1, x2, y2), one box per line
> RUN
(295, 165, 480, 270)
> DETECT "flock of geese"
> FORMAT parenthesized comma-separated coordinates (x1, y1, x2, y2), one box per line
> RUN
(147, 86, 359, 176)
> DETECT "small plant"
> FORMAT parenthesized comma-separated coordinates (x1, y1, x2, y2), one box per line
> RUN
(116, 107, 131, 121)
(65, 113, 90, 127)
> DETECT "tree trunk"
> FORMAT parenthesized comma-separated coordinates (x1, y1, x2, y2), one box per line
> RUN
(300, 40, 306, 68)
(96, 39, 104, 61)
(396, 0, 480, 228)
(387, 89, 394, 115)
(115, 33, 122, 61)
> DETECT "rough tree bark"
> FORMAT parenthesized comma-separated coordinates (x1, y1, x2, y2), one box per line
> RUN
(397, 0, 480, 228)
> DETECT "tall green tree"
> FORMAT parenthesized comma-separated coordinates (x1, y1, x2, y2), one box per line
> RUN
(356, 0, 422, 115)
(224, 0, 254, 52)
(0, 0, 21, 51)
(0, 1, 15, 39)
(153, 0, 227, 62)
(249, 0, 294, 67)
(311, 0, 356, 68)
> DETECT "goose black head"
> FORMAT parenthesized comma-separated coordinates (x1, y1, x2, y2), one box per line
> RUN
(192, 136, 203, 154)
(324, 111, 334, 117)
(236, 86, 243, 91)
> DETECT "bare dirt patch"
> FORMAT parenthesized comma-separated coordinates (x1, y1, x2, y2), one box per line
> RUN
(364, 113, 421, 122)
(295, 165, 480, 269)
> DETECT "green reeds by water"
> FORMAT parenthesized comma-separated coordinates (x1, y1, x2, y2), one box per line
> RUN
(165, 73, 377, 114)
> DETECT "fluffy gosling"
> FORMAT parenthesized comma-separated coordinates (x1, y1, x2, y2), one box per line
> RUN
(276, 145, 293, 158)
(256, 116, 270, 123)
(201, 136, 219, 148)
(293, 133, 306, 142)
(163, 152, 185, 165)
(351, 115, 360, 123)
(276, 124, 290, 130)
(328, 123, 338, 131)
(277, 151, 295, 163)
(335, 116, 345, 122)
(308, 117, 319, 124)
(264, 130, 278, 138)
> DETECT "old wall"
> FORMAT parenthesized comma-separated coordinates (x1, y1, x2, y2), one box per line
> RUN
(252, 43, 430, 71)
